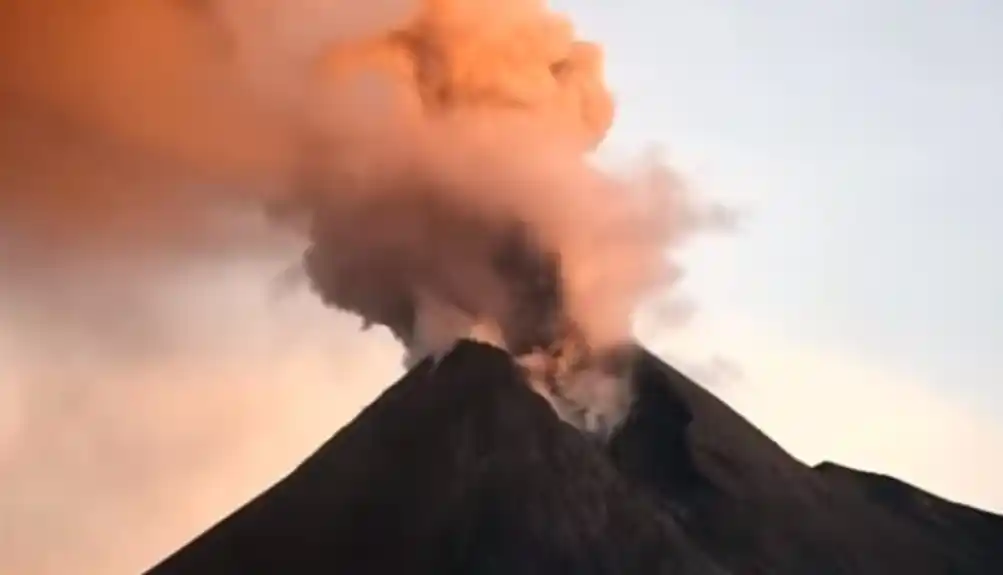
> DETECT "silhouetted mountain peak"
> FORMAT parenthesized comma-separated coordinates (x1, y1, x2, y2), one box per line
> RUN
(147, 340, 1003, 575)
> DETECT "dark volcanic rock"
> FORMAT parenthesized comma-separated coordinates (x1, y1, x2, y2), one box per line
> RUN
(146, 341, 1003, 575)
(611, 352, 1003, 574)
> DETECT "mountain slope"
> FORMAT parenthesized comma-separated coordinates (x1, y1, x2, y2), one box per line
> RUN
(146, 341, 724, 574)
(610, 350, 1003, 574)
(145, 341, 1003, 574)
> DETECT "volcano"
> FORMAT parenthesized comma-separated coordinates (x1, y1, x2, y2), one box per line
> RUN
(145, 340, 1003, 574)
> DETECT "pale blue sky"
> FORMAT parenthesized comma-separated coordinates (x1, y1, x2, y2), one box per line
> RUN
(557, 0, 1003, 418)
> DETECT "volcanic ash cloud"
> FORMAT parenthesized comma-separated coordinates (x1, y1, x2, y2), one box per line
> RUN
(0, 0, 730, 430)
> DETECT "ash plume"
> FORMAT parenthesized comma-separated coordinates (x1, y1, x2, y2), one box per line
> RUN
(0, 0, 728, 430)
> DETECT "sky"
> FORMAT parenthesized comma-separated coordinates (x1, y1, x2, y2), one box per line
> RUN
(1, 2, 1002, 573)
(551, 0, 1003, 508)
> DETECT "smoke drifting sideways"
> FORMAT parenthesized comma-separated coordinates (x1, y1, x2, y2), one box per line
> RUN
(1, 0, 734, 443)
(0, 1, 733, 569)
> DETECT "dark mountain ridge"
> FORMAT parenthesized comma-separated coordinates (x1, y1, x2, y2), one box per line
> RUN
(146, 340, 1003, 574)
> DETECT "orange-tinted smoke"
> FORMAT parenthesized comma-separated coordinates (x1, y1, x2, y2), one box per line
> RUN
(0, 0, 726, 352)
(295, 0, 726, 351)
(0, 0, 411, 256)
(0, 1, 271, 251)
(0, 2, 729, 570)
(0, 0, 612, 247)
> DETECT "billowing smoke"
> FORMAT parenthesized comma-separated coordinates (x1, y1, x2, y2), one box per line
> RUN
(281, 0, 730, 428)
(1, 0, 726, 504)
(0, 1, 727, 570)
